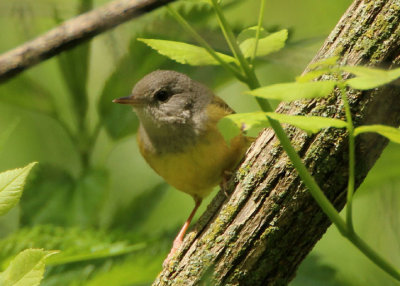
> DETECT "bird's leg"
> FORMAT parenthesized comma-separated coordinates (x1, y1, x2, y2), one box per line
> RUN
(163, 197, 202, 266)
(220, 170, 233, 197)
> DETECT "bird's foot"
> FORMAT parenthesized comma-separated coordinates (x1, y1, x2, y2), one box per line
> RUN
(220, 170, 233, 197)
(163, 237, 183, 268)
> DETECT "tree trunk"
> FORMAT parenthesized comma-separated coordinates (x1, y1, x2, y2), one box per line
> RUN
(153, 1, 400, 285)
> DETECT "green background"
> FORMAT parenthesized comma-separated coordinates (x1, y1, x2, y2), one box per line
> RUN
(0, 0, 399, 285)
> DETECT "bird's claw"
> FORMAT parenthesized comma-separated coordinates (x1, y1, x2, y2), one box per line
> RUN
(163, 238, 183, 268)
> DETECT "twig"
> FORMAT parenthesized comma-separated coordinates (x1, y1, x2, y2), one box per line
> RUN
(0, 0, 176, 83)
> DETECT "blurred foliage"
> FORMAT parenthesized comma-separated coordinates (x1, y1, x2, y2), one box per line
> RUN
(1, 0, 399, 285)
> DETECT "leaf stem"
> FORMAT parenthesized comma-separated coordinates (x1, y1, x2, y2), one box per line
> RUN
(211, 3, 400, 280)
(210, 0, 349, 235)
(251, 0, 266, 63)
(210, 0, 271, 111)
(266, 81, 400, 282)
(173, 3, 400, 281)
(210, 0, 255, 87)
(267, 117, 349, 234)
(166, 6, 246, 82)
(347, 232, 400, 281)
(338, 78, 356, 233)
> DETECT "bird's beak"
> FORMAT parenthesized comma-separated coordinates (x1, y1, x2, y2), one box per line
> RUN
(112, 95, 145, 106)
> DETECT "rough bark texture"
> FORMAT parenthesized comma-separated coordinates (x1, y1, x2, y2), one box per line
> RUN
(0, 0, 176, 83)
(154, 0, 400, 285)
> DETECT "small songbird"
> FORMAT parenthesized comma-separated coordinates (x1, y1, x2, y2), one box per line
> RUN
(113, 70, 250, 263)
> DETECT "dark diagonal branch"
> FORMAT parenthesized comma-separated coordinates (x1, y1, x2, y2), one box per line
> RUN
(0, 0, 176, 83)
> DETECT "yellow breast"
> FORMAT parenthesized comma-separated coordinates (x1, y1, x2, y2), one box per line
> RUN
(137, 99, 250, 199)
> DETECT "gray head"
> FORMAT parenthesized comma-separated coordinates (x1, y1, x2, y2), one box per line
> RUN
(113, 70, 213, 152)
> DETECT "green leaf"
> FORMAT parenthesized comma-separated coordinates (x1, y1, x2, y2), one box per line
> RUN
(138, 38, 237, 66)
(47, 242, 145, 266)
(295, 56, 340, 82)
(247, 81, 336, 101)
(20, 164, 74, 226)
(0, 249, 58, 286)
(218, 112, 268, 144)
(108, 183, 168, 231)
(238, 28, 288, 58)
(0, 162, 37, 216)
(0, 119, 20, 152)
(217, 116, 242, 145)
(266, 112, 347, 133)
(0, 76, 56, 115)
(308, 56, 339, 69)
(20, 164, 108, 227)
(296, 69, 331, 83)
(0, 225, 132, 264)
(71, 168, 110, 227)
(354, 125, 400, 143)
(83, 235, 171, 286)
(343, 66, 400, 90)
(218, 111, 347, 141)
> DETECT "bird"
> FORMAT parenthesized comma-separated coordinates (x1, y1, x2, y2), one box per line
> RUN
(113, 70, 251, 264)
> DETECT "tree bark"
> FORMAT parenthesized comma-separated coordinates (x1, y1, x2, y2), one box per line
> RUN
(0, 0, 176, 83)
(154, 1, 400, 285)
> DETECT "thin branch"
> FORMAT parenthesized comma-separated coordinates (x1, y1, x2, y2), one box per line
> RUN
(0, 0, 176, 83)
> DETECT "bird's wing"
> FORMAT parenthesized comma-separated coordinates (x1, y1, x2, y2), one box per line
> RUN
(211, 95, 235, 115)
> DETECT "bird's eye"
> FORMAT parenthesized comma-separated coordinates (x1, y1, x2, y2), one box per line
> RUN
(154, 89, 171, 102)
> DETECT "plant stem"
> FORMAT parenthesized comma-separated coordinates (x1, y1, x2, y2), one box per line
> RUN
(175, 2, 400, 281)
(266, 78, 400, 282)
(348, 232, 400, 281)
(211, 0, 346, 233)
(166, 6, 246, 82)
(338, 79, 356, 233)
(251, 0, 266, 63)
(210, 0, 256, 87)
(210, 0, 271, 111)
(267, 117, 349, 234)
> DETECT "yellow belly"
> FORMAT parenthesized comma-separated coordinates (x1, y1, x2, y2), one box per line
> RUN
(137, 127, 249, 199)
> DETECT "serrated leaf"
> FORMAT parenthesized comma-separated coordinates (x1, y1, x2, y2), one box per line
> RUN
(266, 112, 347, 133)
(0, 249, 58, 286)
(343, 66, 400, 90)
(247, 81, 336, 101)
(354, 125, 400, 143)
(138, 38, 237, 66)
(238, 28, 288, 58)
(308, 56, 339, 69)
(218, 111, 346, 140)
(218, 112, 268, 144)
(296, 69, 330, 83)
(0, 162, 37, 216)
